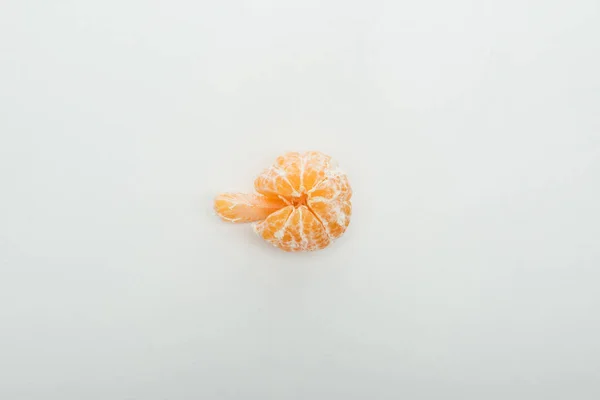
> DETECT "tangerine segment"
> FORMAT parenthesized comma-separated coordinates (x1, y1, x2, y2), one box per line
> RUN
(254, 205, 330, 252)
(254, 151, 337, 198)
(302, 151, 337, 191)
(307, 169, 352, 202)
(307, 198, 352, 240)
(253, 205, 294, 243)
(254, 152, 303, 198)
(214, 193, 287, 223)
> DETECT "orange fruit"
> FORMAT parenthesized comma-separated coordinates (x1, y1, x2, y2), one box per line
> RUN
(214, 151, 352, 252)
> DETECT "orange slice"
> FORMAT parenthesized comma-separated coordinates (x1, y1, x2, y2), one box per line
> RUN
(214, 193, 287, 223)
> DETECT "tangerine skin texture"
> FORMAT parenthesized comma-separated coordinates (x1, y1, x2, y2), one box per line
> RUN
(214, 151, 352, 252)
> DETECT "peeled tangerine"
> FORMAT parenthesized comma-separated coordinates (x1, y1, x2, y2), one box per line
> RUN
(214, 151, 352, 252)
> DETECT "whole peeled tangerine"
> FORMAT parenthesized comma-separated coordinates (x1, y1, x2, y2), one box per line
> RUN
(214, 151, 352, 252)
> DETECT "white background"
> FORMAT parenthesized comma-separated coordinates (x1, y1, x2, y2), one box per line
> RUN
(1, 1, 599, 399)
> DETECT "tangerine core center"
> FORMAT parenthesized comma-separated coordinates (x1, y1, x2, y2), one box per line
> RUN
(290, 193, 308, 207)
